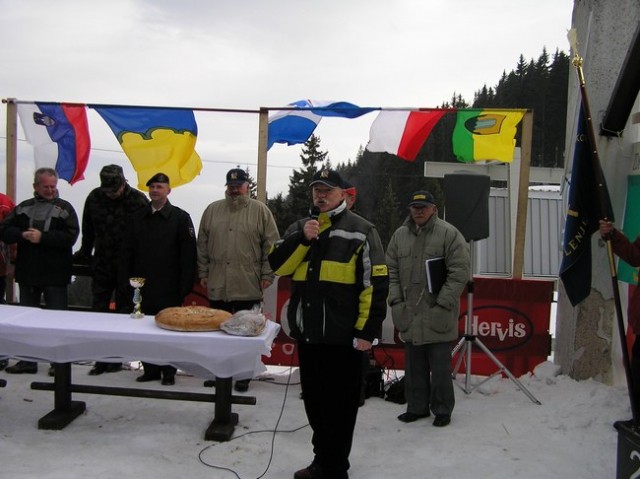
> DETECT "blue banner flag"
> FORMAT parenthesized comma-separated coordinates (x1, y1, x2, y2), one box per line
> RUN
(559, 107, 614, 306)
(268, 100, 376, 149)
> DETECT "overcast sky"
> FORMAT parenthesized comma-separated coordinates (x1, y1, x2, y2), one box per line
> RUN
(0, 0, 574, 229)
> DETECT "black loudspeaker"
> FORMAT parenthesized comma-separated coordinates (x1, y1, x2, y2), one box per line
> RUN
(443, 173, 490, 241)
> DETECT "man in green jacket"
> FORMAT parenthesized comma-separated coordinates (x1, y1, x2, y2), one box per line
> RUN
(386, 190, 469, 427)
(197, 168, 279, 392)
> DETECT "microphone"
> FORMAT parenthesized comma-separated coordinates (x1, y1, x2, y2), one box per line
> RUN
(308, 206, 321, 241)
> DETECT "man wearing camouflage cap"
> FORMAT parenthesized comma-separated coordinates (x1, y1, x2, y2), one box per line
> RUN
(74, 164, 148, 375)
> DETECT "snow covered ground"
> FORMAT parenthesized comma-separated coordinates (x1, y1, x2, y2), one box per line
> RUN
(0, 360, 630, 479)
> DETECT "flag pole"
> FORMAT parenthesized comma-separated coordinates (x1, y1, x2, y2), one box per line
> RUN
(256, 108, 269, 203)
(3, 98, 17, 303)
(570, 35, 639, 426)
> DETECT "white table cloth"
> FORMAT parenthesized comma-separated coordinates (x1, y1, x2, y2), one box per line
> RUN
(0, 304, 280, 380)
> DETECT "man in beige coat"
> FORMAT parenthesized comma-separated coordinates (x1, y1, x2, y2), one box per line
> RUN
(197, 168, 279, 391)
(386, 190, 469, 427)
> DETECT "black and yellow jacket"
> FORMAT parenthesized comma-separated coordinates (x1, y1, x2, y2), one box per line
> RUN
(268, 202, 389, 345)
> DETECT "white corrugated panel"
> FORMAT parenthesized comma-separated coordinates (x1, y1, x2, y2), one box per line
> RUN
(525, 190, 564, 277)
(475, 188, 562, 277)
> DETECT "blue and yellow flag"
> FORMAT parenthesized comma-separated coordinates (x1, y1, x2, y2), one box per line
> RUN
(93, 106, 202, 190)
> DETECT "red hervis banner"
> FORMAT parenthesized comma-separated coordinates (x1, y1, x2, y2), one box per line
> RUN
(185, 276, 553, 378)
(257, 276, 553, 378)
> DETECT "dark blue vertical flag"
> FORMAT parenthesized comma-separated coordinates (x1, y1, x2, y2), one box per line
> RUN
(559, 106, 614, 306)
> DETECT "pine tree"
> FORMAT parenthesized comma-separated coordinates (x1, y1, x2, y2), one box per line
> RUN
(245, 166, 257, 199)
(266, 192, 287, 233)
(375, 181, 403, 249)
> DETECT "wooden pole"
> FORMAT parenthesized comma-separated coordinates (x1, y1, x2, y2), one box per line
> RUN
(256, 108, 269, 203)
(512, 111, 533, 279)
(4, 98, 17, 302)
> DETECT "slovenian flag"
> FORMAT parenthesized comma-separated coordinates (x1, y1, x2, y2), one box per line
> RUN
(268, 100, 376, 149)
(93, 106, 202, 191)
(366, 110, 447, 161)
(452, 109, 525, 163)
(17, 103, 91, 185)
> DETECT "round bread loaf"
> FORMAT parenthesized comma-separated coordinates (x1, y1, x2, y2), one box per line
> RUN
(155, 305, 232, 332)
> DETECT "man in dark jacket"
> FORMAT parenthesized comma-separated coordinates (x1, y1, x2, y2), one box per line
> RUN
(268, 168, 389, 479)
(119, 172, 197, 386)
(74, 164, 149, 375)
(600, 219, 640, 415)
(0, 167, 79, 374)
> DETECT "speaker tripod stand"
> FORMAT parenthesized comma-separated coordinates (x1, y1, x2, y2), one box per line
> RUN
(450, 240, 541, 405)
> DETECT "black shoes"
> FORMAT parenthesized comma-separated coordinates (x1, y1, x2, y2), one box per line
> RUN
(203, 379, 216, 387)
(136, 372, 173, 385)
(293, 463, 348, 479)
(136, 373, 161, 383)
(89, 362, 123, 376)
(5, 361, 37, 374)
(293, 463, 325, 479)
(397, 411, 430, 423)
(397, 411, 450, 426)
(234, 379, 250, 392)
(88, 363, 107, 375)
(433, 415, 451, 427)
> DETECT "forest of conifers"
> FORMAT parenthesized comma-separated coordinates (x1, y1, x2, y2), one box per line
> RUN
(266, 48, 570, 245)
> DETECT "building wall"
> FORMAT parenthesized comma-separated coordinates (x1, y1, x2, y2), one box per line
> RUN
(556, 0, 640, 384)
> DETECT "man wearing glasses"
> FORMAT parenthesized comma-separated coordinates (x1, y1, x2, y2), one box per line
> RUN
(386, 190, 469, 428)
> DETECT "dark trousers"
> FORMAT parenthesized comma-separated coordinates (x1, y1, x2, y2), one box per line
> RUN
(19, 284, 67, 310)
(91, 277, 126, 370)
(140, 302, 178, 379)
(298, 342, 362, 475)
(0, 275, 6, 303)
(404, 341, 455, 417)
(92, 276, 131, 313)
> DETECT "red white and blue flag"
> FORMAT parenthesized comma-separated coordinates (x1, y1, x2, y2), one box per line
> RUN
(17, 103, 91, 185)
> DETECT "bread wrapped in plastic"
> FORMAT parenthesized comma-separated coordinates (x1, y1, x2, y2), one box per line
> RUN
(220, 308, 267, 336)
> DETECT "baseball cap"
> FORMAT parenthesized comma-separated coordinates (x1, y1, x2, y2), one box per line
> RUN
(310, 169, 345, 189)
(408, 190, 436, 207)
(225, 168, 249, 186)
